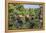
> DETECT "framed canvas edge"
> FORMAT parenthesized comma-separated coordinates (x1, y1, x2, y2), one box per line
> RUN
(5, 0, 45, 32)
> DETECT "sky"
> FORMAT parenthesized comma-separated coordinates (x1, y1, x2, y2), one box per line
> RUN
(23, 4, 40, 8)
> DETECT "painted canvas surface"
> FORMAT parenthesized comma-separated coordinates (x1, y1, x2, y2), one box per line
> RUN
(8, 3, 43, 30)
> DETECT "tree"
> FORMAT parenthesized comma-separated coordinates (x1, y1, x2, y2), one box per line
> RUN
(8, 3, 41, 29)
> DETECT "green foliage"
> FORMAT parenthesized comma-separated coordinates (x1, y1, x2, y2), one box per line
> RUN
(8, 4, 41, 30)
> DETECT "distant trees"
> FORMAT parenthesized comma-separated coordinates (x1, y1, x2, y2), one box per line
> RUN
(8, 3, 42, 30)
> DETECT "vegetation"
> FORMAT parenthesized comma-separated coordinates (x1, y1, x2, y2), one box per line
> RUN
(8, 3, 42, 30)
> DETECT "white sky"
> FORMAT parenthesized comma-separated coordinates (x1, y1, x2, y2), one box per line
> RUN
(23, 4, 40, 8)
